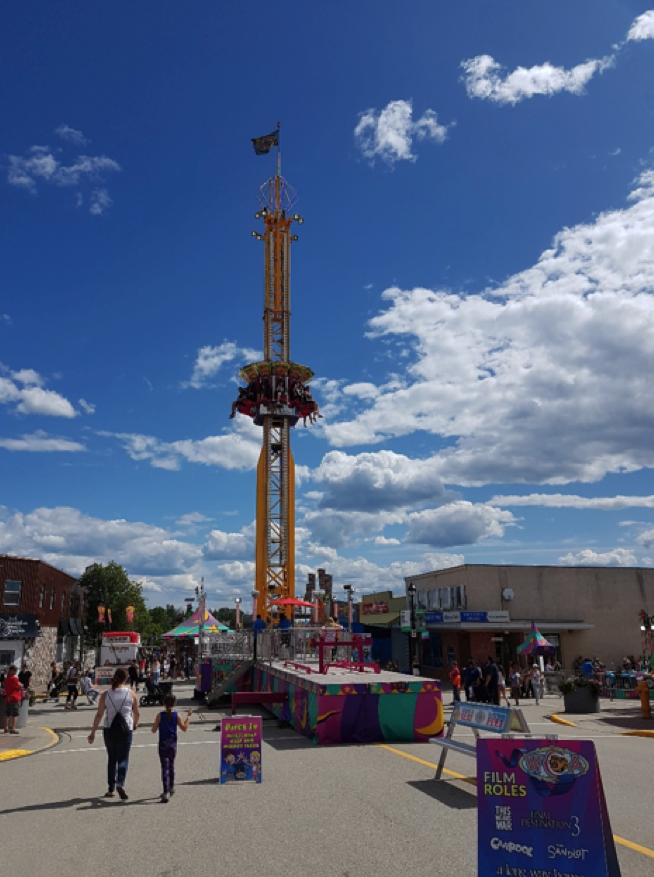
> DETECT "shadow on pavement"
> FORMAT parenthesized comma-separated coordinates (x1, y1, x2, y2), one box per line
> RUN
(406, 779, 477, 809)
(0, 795, 162, 814)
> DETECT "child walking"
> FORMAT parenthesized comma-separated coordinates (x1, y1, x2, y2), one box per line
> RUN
(151, 694, 192, 802)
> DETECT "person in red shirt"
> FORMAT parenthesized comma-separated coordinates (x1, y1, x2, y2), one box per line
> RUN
(3, 666, 24, 735)
(449, 661, 461, 705)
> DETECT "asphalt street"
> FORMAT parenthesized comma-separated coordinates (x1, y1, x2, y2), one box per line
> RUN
(1, 685, 652, 877)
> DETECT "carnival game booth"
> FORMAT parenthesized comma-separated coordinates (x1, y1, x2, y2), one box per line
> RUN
(96, 631, 140, 685)
(163, 608, 229, 698)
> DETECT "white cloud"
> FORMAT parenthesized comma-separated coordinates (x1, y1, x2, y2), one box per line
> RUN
(461, 53, 614, 105)
(354, 99, 452, 167)
(323, 169, 654, 486)
(0, 365, 78, 418)
(0, 506, 203, 578)
(626, 11, 654, 42)
(203, 523, 255, 560)
(55, 125, 89, 146)
(342, 383, 380, 400)
(89, 188, 112, 216)
(301, 508, 407, 549)
(177, 512, 213, 527)
(6, 141, 120, 213)
(0, 430, 85, 452)
(1, 314, 11, 325)
(184, 341, 261, 389)
(102, 417, 261, 472)
(312, 450, 455, 511)
(636, 528, 654, 549)
(558, 548, 638, 566)
(406, 502, 515, 547)
(374, 536, 401, 546)
(490, 494, 654, 510)
(78, 398, 95, 415)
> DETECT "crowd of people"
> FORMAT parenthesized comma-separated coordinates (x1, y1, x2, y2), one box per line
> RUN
(229, 376, 322, 427)
(448, 657, 549, 707)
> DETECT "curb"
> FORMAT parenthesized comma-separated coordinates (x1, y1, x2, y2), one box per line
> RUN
(549, 713, 577, 727)
(0, 726, 59, 762)
(620, 730, 654, 738)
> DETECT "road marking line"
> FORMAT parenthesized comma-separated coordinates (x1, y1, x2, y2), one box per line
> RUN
(0, 749, 31, 761)
(44, 740, 219, 754)
(377, 741, 654, 860)
(613, 835, 654, 860)
(375, 743, 476, 785)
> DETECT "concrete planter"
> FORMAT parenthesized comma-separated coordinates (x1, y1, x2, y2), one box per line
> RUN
(563, 686, 600, 714)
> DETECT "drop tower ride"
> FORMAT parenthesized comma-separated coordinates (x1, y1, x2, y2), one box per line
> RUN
(230, 128, 320, 624)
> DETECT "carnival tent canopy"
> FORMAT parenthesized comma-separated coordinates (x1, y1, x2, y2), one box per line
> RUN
(163, 608, 229, 638)
(516, 622, 556, 656)
(268, 597, 315, 608)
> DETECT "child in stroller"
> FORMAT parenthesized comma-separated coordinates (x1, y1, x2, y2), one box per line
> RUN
(140, 676, 173, 706)
(48, 671, 66, 702)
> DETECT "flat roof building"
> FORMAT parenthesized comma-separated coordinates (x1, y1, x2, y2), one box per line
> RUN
(403, 564, 653, 675)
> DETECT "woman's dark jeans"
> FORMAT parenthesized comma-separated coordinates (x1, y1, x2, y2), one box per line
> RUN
(103, 728, 133, 790)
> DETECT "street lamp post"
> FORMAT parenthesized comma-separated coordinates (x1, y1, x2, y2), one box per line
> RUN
(407, 582, 417, 673)
(343, 585, 354, 633)
(235, 597, 242, 631)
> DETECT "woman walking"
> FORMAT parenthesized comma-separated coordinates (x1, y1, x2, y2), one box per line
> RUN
(65, 661, 80, 710)
(152, 656, 161, 686)
(88, 668, 140, 800)
(151, 694, 192, 802)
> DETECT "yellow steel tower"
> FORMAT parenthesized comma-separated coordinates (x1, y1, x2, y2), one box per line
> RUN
(230, 140, 319, 624)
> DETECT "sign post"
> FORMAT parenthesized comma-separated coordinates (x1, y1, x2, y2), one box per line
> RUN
(220, 715, 263, 784)
(477, 738, 621, 876)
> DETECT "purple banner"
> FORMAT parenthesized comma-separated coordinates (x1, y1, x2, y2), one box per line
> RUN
(220, 716, 262, 784)
(477, 739, 620, 877)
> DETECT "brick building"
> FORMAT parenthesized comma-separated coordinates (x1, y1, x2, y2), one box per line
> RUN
(0, 555, 83, 687)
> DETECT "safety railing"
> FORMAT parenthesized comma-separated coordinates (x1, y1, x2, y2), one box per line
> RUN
(203, 630, 254, 661)
(254, 627, 373, 672)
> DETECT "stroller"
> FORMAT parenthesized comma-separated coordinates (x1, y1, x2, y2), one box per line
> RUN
(48, 673, 67, 702)
(139, 677, 173, 707)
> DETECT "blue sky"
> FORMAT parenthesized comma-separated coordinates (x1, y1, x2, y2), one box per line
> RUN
(2, 2, 654, 606)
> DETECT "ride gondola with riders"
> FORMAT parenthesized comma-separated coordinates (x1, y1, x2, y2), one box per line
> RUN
(229, 360, 321, 428)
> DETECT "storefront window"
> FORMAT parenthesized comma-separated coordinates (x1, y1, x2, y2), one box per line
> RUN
(427, 631, 443, 668)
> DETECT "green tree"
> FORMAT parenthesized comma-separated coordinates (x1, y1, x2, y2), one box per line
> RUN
(214, 607, 236, 628)
(165, 604, 184, 626)
(81, 562, 150, 644)
(148, 606, 171, 641)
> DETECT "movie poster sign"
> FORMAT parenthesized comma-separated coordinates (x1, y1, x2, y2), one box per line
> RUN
(220, 716, 262, 784)
(477, 739, 621, 877)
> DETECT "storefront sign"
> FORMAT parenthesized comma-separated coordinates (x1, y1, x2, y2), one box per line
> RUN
(461, 611, 487, 623)
(0, 614, 41, 639)
(362, 601, 388, 615)
(220, 716, 262, 784)
(425, 610, 511, 625)
(443, 611, 461, 622)
(487, 611, 510, 623)
(477, 739, 620, 877)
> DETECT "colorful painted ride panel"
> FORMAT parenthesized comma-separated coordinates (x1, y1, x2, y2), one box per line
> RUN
(250, 664, 444, 745)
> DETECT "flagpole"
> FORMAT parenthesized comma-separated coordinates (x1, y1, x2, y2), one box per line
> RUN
(277, 121, 281, 178)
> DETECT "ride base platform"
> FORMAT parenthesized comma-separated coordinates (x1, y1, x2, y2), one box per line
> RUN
(210, 658, 444, 745)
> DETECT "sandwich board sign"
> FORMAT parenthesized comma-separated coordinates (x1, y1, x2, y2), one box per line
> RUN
(219, 715, 262, 784)
(477, 739, 620, 876)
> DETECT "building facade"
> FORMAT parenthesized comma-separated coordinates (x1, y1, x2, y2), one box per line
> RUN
(0, 555, 83, 686)
(404, 564, 653, 677)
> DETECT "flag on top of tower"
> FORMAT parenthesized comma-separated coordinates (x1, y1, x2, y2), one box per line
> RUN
(251, 129, 279, 155)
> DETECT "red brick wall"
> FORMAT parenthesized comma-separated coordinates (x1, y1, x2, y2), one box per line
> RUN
(0, 556, 80, 626)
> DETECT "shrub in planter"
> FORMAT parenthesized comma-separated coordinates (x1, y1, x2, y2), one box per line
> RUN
(558, 676, 601, 713)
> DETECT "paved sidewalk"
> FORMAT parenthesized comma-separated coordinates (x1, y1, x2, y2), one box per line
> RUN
(0, 724, 58, 761)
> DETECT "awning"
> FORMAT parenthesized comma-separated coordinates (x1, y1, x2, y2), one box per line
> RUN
(0, 614, 42, 639)
(360, 611, 400, 627)
(425, 620, 593, 632)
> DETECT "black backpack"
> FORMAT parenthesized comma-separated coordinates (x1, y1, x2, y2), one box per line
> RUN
(107, 690, 130, 738)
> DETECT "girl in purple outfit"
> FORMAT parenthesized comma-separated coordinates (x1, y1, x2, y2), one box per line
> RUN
(151, 694, 192, 802)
